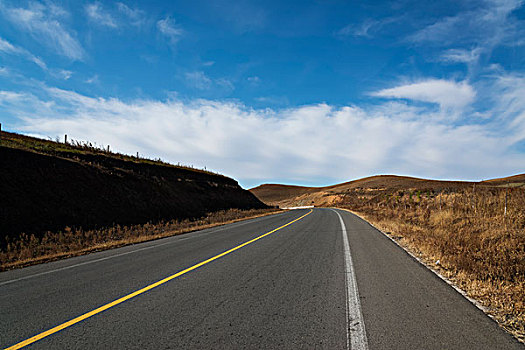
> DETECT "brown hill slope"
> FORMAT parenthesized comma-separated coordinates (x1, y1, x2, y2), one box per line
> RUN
(250, 174, 524, 207)
(0, 131, 267, 246)
(482, 173, 525, 187)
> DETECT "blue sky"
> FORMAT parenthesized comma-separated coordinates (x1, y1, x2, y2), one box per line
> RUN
(1, 0, 524, 188)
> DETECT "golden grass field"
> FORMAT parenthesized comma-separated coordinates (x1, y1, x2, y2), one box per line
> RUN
(251, 175, 525, 342)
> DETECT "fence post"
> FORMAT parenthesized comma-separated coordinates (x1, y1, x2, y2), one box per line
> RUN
(64, 134, 67, 144)
(472, 184, 476, 215)
(504, 183, 508, 229)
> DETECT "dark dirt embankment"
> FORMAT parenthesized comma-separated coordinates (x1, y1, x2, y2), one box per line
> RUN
(0, 136, 267, 247)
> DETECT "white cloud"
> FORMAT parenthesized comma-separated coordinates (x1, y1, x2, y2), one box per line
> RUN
(216, 78, 234, 91)
(254, 96, 289, 106)
(0, 36, 74, 80)
(2, 76, 524, 187)
(184, 71, 234, 91)
(0, 36, 48, 70)
(0, 37, 19, 53)
(338, 20, 380, 38)
(85, 75, 99, 84)
(0, 90, 25, 102)
(372, 79, 476, 109)
(247, 76, 260, 85)
(1, 2, 84, 60)
(408, 0, 524, 52)
(185, 71, 212, 90)
(116, 3, 145, 27)
(337, 17, 400, 38)
(85, 3, 117, 28)
(440, 48, 483, 64)
(54, 69, 73, 80)
(157, 16, 183, 46)
(409, 16, 461, 44)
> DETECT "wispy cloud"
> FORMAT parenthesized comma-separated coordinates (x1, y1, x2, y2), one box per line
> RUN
(3, 73, 524, 187)
(185, 71, 234, 91)
(157, 16, 183, 47)
(254, 95, 289, 106)
(372, 79, 476, 110)
(408, 0, 524, 59)
(185, 71, 212, 90)
(0, 1, 84, 60)
(116, 3, 146, 27)
(54, 69, 73, 80)
(0, 37, 21, 54)
(440, 48, 483, 64)
(247, 76, 260, 85)
(337, 17, 400, 38)
(0, 90, 26, 101)
(85, 3, 117, 28)
(85, 75, 99, 84)
(0, 36, 75, 80)
(0, 36, 48, 69)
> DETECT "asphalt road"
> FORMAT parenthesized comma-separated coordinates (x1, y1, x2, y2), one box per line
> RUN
(0, 208, 522, 349)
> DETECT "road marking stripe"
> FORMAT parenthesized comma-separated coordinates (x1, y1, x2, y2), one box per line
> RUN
(0, 212, 285, 287)
(5, 210, 312, 350)
(332, 209, 369, 350)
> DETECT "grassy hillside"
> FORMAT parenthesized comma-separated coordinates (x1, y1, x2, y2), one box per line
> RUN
(250, 174, 525, 342)
(0, 131, 268, 247)
(250, 174, 523, 207)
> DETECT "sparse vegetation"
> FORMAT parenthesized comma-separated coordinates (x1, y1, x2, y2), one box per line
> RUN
(1, 208, 280, 271)
(0, 130, 215, 174)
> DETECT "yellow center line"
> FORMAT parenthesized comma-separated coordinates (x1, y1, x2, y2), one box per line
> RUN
(5, 209, 313, 350)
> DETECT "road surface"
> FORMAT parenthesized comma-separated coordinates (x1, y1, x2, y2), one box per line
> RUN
(1, 208, 522, 349)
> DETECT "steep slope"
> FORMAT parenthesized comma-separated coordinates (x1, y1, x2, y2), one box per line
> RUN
(0, 131, 267, 244)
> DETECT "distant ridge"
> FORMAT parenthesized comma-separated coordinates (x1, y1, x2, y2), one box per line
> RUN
(250, 174, 525, 207)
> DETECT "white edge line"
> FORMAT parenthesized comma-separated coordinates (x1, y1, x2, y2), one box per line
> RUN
(332, 209, 369, 350)
(338, 209, 493, 318)
(0, 211, 286, 287)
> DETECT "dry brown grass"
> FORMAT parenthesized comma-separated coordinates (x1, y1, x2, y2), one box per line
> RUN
(0, 208, 281, 271)
(341, 186, 525, 342)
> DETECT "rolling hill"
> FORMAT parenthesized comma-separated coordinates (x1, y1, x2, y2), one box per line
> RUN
(250, 174, 525, 207)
